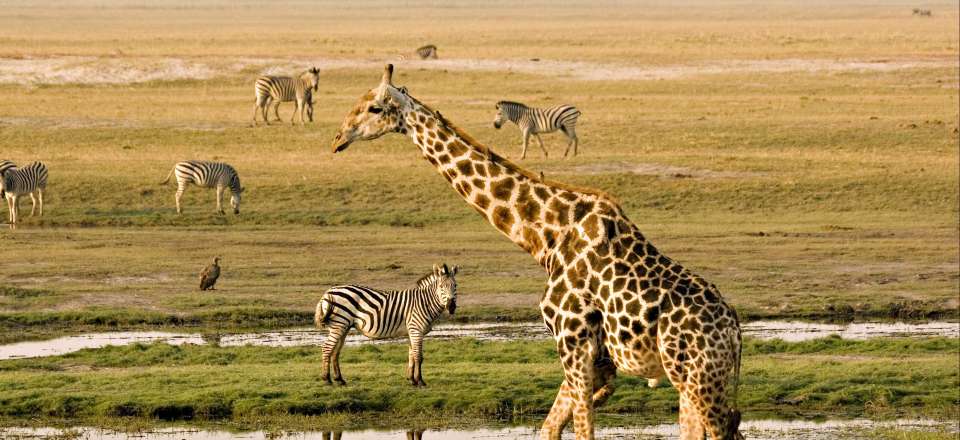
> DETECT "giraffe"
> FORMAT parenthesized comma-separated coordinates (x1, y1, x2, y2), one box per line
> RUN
(331, 65, 744, 440)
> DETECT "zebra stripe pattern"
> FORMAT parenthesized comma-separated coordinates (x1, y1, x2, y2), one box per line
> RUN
(1, 161, 48, 226)
(416, 44, 438, 60)
(252, 67, 320, 126)
(160, 161, 244, 215)
(0, 160, 16, 177)
(493, 101, 581, 159)
(315, 263, 459, 386)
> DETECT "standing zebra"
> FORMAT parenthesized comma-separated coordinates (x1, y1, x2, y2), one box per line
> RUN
(315, 263, 459, 386)
(1, 161, 47, 226)
(160, 161, 244, 216)
(252, 67, 320, 126)
(493, 101, 581, 159)
(416, 44, 438, 60)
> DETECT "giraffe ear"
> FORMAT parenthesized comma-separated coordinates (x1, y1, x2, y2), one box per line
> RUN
(381, 64, 394, 85)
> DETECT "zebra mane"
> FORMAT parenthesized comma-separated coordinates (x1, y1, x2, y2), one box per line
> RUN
(415, 98, 615, 202)
(415, 271, 438, 289)
(496, 100, 525, 109)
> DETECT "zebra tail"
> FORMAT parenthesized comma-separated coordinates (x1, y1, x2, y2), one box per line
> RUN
(159, 166, 176, 185)
(315, 297, 333, 327)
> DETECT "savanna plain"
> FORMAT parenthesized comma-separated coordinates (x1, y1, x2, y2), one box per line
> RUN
(0, 1, 957, 439)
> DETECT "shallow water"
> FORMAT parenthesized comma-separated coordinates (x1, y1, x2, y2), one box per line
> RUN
(0, 320, 955, 360)
(0, 419, 953, 439)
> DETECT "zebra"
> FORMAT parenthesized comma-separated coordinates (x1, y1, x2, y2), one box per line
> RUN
(252, 67, 320, 126)
(314, 263, 459, 386)
(913, 8, 932, 16)
(493, 101, 581, 159)
(416, 44, 438, 60)
(160, 161, 244, 216)
(1, 161, 47, 226)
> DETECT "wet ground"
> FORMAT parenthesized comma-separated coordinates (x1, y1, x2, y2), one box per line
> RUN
(0, 418, 954, 439)
(0, 320, 955, 360)
(0, 56, 955, 85)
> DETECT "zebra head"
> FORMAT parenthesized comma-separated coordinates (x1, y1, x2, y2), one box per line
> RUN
(432, 263, 459, 314)
(331, 64, 410, 153)
(230, 185, 244, 215)
(493, 101, 519, 129)
(306, 67, 320, 92)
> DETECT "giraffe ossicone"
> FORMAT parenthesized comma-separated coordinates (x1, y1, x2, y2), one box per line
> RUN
(332, 64, 744, 440)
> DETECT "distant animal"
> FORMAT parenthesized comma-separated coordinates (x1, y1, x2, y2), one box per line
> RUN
(416, 44, 438, 60)
(913, 8, 932, 16)
(315, 263, 459, 386)
(1, 161, 47, 226)
(160, 161, 244, 215)
(305, 88, 315, 123)
(0, 160, 16, 177)
(493, 101, 581, 159)
(252, 67, 320, 125)
(199, 256, 221, 291)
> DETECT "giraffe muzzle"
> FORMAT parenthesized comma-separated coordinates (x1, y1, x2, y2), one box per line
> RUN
(331, 133, 351, 153)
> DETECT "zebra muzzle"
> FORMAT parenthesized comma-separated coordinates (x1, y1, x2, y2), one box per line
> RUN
(447, 300, 457, 315)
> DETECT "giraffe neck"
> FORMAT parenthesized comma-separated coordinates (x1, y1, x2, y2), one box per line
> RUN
(400, 101, 603, 266)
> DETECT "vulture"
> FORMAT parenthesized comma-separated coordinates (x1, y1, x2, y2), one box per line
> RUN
(199, 256, 221, 291)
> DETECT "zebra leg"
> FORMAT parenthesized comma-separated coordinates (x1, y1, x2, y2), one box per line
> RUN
(535, 133, 549, 158)
(331, 333, 348, 385)
(252, 101, 261, 126)
(36, 189, 43, 217)
(215, 186, 225, 215)
(520, 130, 531, 160)
(10, 195, 17, 225)
(29, 193, 37, 217)
(408, 330, 426, 386)
(175, 185, 185, 215)
(261, 99, 272, 125)
(272, 101, 282, 123)
(321, 323, 348, 384)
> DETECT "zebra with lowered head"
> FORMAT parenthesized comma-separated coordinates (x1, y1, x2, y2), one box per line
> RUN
(1, 161, 47, 227)
(252, 67, 320, 126)
(160, 161, 244, 216)
(493, 101, 581, 159)
(315, 263, 459, 386)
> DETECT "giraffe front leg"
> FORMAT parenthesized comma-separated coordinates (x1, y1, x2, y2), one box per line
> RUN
(555, 331, 598, 440)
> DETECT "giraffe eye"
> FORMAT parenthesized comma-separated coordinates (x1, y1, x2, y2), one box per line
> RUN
(368, 106, 383, 114)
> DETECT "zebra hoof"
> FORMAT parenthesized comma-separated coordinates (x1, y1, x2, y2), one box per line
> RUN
(335, 378, 347, 386)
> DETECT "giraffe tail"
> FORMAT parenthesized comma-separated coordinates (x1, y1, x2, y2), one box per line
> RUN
(315, 296, 333, 328)
(727, 326, 744, 437)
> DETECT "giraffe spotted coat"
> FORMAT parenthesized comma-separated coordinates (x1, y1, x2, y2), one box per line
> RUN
(331, 65, 744, 440)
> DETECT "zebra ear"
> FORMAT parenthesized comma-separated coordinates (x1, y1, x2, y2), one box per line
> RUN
(433, 263, 440, 274)
(441, 263, 450, 275)
(452, 265, 460, 275)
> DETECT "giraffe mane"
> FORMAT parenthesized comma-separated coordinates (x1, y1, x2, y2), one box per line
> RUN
(414, 98, 616, 202)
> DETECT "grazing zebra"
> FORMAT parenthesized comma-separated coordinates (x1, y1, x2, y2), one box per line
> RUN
(913, 8, 932, 16)
(252, 67, 320, 126)
(160, 161, 244, 216)
(1, 161, 47, 226)
(315, 263, 459, 386)
(0, 160, 16, 177)
(493, 101, 581, 159)
(416, 44, 438, 60)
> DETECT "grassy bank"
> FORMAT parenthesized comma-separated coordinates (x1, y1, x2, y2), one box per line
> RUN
(0, 337, 956, 430)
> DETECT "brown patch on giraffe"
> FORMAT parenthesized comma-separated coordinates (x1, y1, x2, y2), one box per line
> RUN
(473, 162, 487, 177)
(491, 206, 514, 233)
(456, 160, 474, 176)
(473, 194, 490, 210)
(448, 139, 468, 157)
(491, 178, 515, 201)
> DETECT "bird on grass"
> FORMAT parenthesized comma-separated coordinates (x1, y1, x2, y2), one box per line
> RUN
(200, 256, 221, 291)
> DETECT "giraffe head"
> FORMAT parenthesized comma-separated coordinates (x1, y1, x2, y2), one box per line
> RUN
(331, 64, 412, 153)
(303, 67, 320, 92)
(431, 263, 459, 314)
